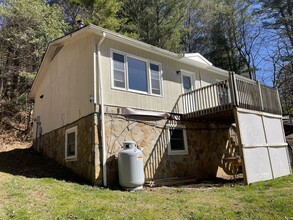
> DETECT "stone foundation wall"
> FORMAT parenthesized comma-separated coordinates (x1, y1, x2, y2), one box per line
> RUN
(33, 114, 100, 184)
(104, 106, 232, 186)
(33, 106, 234, 187)
(185, 122, 231, 178)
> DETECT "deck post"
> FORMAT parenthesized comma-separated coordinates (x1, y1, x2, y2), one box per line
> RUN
(181, 94, 186, 115)
(275, 88, 283, 115)
(233, 73, 239, 106)
(257, 81, 264, 111)
(229, 71, 239, 107)
(228, 71, 234, 106)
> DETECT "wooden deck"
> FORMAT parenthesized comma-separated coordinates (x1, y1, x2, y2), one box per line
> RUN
(182, 108, 235, 124)
(181, 72, 282, 120)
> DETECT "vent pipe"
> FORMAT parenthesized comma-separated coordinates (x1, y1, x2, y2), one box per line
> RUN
(77, 20, 85, 28)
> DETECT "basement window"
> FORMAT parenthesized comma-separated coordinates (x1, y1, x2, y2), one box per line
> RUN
(167, 125, 188, 155)
(65, 126, 77, 160)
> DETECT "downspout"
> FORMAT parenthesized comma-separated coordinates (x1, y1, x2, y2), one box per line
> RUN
(96, 32, 107, 187)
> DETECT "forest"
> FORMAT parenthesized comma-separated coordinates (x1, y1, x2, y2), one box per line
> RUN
(0, 0, 292, 140)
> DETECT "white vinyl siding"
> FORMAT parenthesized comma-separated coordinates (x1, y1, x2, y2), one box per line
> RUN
(111, 49, 162, 96)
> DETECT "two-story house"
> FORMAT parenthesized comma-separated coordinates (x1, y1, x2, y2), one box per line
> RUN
(29, 24, 291, 187)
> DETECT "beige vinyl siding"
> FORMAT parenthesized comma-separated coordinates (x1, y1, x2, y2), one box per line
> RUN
(33, 34, 95, 136)
(199, 68, 228, 87)
(99, 38, 228, 113)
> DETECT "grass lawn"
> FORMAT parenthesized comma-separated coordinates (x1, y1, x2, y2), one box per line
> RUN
(0, 147, 292, 220)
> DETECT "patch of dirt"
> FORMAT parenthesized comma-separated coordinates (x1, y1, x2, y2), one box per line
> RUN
(0, 141, 31, 153)
(0, 125, 32, 152)
(144, 177, 244, 192)
(0, 130, 31, 151)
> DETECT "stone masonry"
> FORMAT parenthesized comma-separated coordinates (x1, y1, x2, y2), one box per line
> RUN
(34, 106, 235, 187)
(33, 114, 100, 184)
(104, 106, 232, 186)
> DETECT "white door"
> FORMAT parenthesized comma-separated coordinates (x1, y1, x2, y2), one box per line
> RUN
(181, 72, 194, 94)
(181, 71, 195, 113)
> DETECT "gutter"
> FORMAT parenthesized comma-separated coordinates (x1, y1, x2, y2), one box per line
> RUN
(96, 32, 107, 187)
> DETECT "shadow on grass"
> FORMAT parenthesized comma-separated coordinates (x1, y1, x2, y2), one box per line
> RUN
(163, 177, 244, 189)
(0, 147, 87, 184)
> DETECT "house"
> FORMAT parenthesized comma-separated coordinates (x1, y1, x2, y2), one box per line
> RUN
(29, 24, 291, 187)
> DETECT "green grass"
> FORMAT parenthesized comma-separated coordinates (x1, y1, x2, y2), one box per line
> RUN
(0, 172, 292, 220)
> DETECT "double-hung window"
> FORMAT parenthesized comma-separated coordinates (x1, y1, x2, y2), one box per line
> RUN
(113, 53, 126, 88)
(167, 125, 188, 155)
(112, 50, 162, 96)
(65, 126, 77, 160)
(150, 63, 161, 95)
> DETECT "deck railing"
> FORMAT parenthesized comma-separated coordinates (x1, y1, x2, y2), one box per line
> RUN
(182, 80, 232, 118)
(182, 72, 282, 118)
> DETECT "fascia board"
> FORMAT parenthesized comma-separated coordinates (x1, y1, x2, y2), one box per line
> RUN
(88, 24, 181, 60)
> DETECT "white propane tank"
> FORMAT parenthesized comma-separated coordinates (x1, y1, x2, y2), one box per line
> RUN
(118, 141, 144, 191)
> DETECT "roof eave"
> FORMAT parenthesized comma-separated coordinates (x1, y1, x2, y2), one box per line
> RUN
(88, 24, 182, 60)
(29, 24, 239, 98)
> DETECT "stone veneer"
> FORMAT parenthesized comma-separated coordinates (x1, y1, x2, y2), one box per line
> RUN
(104, 106, 233, 186)
(34, 106, 236, 187)
(33, 113, 101, 185)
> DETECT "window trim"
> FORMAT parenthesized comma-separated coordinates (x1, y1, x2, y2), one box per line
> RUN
(181, 70, 194, 94)
(110, 49, 163, 97)
(65, 126, 78, 161)
(167, 125, 189, 155)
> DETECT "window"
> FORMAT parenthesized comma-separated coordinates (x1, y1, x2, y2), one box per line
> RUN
(128, 57, 148, 92)
(181, 72, 193, 94)
(150, 63, 161, 95)
(168, 125, 188, 155)
(111, 50, 162, 95)
(65, 126, 77, 160)
(113, 53, 126, 88)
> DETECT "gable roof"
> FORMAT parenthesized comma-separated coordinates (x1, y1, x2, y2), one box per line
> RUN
(184, 53, 213, 66)
(29, 24, 230, 98)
